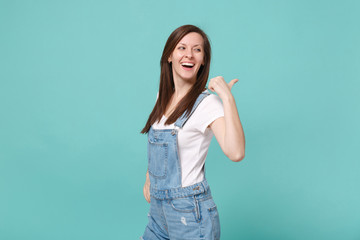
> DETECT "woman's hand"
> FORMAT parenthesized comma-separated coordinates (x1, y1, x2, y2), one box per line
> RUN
(143, 171, 151, 203)
(208, 76, 238, 100)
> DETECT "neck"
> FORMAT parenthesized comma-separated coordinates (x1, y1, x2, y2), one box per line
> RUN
(172, 76, 195, 100)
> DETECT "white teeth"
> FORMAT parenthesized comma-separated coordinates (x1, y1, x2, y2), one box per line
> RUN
(181, 63, 194, 67)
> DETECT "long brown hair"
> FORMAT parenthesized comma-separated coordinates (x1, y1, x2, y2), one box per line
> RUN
(140, 24, 211, 134)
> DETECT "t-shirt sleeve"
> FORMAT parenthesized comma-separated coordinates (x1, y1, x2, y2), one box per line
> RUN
(194, 94, 224, 134)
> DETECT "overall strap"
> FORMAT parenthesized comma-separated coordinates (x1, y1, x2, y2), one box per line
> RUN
(175, 91, 210, 128)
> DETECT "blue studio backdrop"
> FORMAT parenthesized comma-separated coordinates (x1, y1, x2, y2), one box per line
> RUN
(0, 0, 359, 239)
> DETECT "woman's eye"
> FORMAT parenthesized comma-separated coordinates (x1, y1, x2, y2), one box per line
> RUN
(195, 48, 201, 52)
(179, 46, 185, 50)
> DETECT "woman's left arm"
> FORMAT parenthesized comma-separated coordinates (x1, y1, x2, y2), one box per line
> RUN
(208, 76, 245, 162)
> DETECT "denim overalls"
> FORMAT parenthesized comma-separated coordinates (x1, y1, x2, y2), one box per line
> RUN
(141, 91, 221, 240)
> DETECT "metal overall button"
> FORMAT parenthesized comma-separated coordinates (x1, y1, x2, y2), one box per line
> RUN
(171, 129, 176, 135)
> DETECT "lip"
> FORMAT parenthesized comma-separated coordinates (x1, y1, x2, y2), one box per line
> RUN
(180, 62, 195, 71)
(181, 65, 194, 71)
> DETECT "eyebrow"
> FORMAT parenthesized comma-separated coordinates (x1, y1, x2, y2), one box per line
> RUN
(178, 43, 203, 47)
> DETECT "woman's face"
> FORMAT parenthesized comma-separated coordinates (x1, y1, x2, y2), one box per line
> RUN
(168, 32, 205, 84)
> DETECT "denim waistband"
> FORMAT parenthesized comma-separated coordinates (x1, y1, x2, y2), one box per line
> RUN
(150, 179, 210, 200)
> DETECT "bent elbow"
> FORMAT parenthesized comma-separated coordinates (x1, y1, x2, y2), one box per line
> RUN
(229, 152, 245, 162)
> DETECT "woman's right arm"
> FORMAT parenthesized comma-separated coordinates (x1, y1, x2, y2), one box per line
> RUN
(143, 170, 150, 203)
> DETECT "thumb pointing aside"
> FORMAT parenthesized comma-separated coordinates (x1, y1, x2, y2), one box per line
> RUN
(228, 79, 239, 90)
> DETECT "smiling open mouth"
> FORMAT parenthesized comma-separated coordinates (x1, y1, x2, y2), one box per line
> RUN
(181, 63, 194, 69)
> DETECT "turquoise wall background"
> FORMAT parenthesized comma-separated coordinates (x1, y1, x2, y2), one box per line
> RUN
(1, 0, 359, 239)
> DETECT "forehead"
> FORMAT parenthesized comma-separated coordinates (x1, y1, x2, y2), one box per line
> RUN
(177, 32, 204, 46)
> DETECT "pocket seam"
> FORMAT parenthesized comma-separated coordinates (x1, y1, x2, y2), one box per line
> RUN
(207, 205, 217, 212)
(148, 140, 168, 178)
(169, 197, 195, 213)
(207, 205, 220, 239)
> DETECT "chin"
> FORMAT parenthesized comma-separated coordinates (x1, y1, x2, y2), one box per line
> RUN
(181, 76, 197, 83)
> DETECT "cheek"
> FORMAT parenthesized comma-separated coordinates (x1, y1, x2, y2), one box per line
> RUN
(172, 51, 182, 59)
(200, 58, 205, 65)
(198, 54, 205, 63)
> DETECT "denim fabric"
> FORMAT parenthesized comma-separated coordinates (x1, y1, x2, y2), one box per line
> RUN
(142, 186, 220, 240)
(141, 92, 221, 240)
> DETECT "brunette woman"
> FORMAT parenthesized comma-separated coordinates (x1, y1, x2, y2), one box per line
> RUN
(140, 24, 245, 240)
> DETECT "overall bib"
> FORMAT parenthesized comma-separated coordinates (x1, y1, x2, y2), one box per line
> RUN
(141, 92, 221, 240)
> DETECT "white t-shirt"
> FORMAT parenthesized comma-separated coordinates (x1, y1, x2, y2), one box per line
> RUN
(152, 89, 224, 187)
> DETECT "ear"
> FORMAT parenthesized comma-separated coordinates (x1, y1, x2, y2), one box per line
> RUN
(168, 55, 172, 63)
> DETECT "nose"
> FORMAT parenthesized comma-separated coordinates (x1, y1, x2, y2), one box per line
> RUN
(184, 48, 193, 58)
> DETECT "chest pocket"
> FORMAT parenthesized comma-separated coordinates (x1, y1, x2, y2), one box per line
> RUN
(148, 138, 168, 178)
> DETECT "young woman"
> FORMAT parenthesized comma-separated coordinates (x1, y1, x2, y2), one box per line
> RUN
(140, 25, 245, 240)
